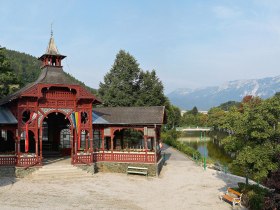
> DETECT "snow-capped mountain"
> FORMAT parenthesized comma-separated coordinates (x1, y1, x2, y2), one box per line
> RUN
(167, 76, 280, 110)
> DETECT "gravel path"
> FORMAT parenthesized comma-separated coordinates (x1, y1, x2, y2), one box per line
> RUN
(0, 145, 246, 210)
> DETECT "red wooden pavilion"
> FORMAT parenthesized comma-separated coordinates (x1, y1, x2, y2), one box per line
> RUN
(0, 34, 165, 176)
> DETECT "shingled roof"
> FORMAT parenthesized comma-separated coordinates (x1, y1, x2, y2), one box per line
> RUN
(92, 106, 166, 125)
(0, 66, 82, 105)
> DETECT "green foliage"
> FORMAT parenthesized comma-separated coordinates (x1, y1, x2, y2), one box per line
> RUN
(232, 143, 279, 181)
(99, 50, 167, 107)
(238, 183, 269, 210)
(180, 106, 208, 127)
(136, 70, 166, 106)
(190, 106, 198, 115)
(217, 100, 241, 111)
(207, 107, 226, 128)
(3, 48, 41, 86)
(99, 50, 180, 129)
(165, 102, 181, 129)
(99, 50, 141, 107)
(1, 48, 97, 97)
(0, 47, 21, 98)
(213, 95, 280, 182)
(162, 130, 201, 159)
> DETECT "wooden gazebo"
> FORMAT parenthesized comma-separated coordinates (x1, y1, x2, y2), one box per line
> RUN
(0, 34, 166, 176)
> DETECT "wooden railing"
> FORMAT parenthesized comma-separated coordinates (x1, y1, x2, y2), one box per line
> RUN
(93, 151, 158, 163)
(0, 152, 162, 167)
(73, 154, 92, 165)
(0, 155, 16, 166)
(17, 157, 41, 167)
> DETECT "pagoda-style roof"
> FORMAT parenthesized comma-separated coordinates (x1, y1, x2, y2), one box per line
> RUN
(0, 66, 101, 105)
(0, 107, 17, 124)
(92, 106, 166, 125)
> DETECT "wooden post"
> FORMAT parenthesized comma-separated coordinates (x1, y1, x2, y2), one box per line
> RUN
(110, 129, 114, 161)
(40, 126, 43, 161)
(85, 130, 88, 151)
(101, 129, 105, 161)
(15, 129, 18, 155)
(70, 127, 73, 164)
(154, 124, 158, 177)
(144, 135, 148, 162)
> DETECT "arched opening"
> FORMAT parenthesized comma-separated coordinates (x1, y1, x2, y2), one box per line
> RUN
(20, 130, 35, 153)
(113, 129, 144, 151)
(42, 112, 71, 157)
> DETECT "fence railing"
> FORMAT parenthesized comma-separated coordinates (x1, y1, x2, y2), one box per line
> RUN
(0, 155, 16, 166)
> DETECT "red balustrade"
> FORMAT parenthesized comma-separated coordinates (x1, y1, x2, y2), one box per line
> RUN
(0, 156, 16, 166)
(93, 152, 156, 163)
(73, 154, 92, 165)
(17, 157, 41, 167)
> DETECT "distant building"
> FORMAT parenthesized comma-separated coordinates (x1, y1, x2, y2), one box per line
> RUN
(180, 110, 208, 116)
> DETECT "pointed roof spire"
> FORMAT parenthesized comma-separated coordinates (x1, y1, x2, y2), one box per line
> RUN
(45, 26, 60, 55)
(38, 27, 66, 68)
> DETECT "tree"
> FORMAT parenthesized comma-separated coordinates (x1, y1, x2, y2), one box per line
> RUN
(99, 50, 168, 108)
(165, 102, 181, 129)
(218, 100, 241, 111)
(207, 107, 226, 129)
(219, 95, 280, 182)
(136, 70, 166, 106)
(99, 50, 141, 107)
(0, 47, 20, 99)
(232, 143, 279, 183)
(190, 106, 198, 115)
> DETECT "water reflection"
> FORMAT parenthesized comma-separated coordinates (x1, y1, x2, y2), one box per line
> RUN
(178, 131, 232, 165)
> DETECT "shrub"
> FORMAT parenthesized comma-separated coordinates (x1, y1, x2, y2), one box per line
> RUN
(237, 183, 270, 210)
(162, 130, 201, 160)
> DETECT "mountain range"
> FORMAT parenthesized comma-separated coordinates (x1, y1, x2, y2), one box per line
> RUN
(167, 76, 280, 110)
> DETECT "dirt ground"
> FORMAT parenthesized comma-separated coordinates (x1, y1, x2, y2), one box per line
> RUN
(0, 145, 247, 210)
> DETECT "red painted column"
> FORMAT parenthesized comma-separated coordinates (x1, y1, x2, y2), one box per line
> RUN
(110, 129, 114, 161)
(101, 129, 105, 161)
(40, 126, 43, 161)
(70, 127, 73, 164)
(144, 135, 148, 163)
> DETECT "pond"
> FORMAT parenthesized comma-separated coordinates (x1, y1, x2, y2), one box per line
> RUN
(178, 131, 233, 166)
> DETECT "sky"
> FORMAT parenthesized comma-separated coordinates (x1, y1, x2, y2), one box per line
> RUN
(1, 0, 280, 94)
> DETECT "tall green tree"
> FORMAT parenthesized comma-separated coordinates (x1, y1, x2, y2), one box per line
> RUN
(99, 50, 167, 107)
(165, 102, 181, 129)
(0, 47, 20, 99)
(99, 50, 141, 107)
(136, 70, 166, 106)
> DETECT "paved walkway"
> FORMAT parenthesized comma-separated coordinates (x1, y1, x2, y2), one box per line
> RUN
(0, 145, 246, 210)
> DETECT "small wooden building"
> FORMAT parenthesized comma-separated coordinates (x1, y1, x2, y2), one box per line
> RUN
(0, 34, 166, 176)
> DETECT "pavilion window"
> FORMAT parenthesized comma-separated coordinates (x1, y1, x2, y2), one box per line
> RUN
(93, 129, 101, 150)
(0, 130, 15, 153)
(1, 129, 7, 141)
(60, 129, 71, 148)
(147, 137, 154, 151)
(104, 137, 111, 150)
(121, 129, 144, 151)
(42, 121, 48, 141)
(20, 131, 26, 152)
(80, 130, 88, 150)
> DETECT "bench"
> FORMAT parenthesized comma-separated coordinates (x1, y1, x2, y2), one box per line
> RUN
(127, 166, 148, 177)
(220, 188, 242, 207)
